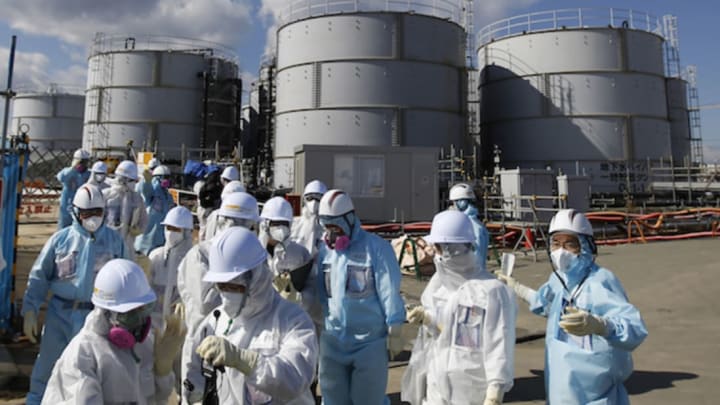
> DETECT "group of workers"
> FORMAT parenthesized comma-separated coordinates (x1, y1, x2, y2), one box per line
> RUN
(20, 149, 648, 404)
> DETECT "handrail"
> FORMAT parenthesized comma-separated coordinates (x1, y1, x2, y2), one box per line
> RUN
(276, 0, 462, 27)
(90, 33, 238, 64)
(477, 8, 663, 47)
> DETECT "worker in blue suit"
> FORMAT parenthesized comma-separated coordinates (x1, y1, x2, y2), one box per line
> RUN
(55, 148, 91, 229)
(135, 164, 173, 255)
(499, 209, 648, 404)
(316, 189, 406, 405)
(21, 184, 128, 405)
(449, 183, 490, 271)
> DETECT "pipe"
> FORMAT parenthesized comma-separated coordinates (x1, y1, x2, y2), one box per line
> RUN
(1, 35, 17, 171)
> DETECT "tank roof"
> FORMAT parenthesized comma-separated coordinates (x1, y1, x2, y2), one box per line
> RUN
(478, 8, 664, 48)
(89, 33, 238, 64)
(276, 0, 462, 27)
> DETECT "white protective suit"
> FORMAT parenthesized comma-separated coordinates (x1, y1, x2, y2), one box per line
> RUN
(42, 308, 173, 405)
(103, 181, 148, 257)
(183, 262, 318, 405)
(290, 204, 324, 256)
(149, 234, 193, 328)
(259, 227, 312, 303)
(177, 239, 219, 381)
(404, 264, 517, 405)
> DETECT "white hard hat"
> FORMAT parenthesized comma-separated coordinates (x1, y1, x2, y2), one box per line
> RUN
(221, 180, 246, 199)
(449, 183, 476, 201)
(260, 196, 293, 222)
(92, 259, 157, 312)
(549, 209, 593, 236)
(73, 149, 91, 160)
(73, 184, 105, 210)
(319, 189, 354, 217)
(221, 166, 239, 182)
(152, 165, 171, 176)
(204, 227, 267, 283)
(217, 192, 260, 221)
(115, 160, 138, 180)
(161, 206, 194, 230)
(147, 158, 160, 170)
(424, 210, 475, 244)
(304, 180, 327, 196)
(91, 161, 107, 174)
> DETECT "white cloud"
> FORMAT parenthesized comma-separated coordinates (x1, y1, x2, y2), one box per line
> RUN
(0, 0, 254, 48)
(0, 47, 51, 89)
(703, 144, 720, 164)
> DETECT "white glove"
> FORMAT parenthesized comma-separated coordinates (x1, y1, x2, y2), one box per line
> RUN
(406, 305, 425, 325)
(196, 336, 259, 375)
(387, 325, 405, 359)
(24, 311, 38, 344)
(496, 273, 536, 304)
(154, 304, 188, 376)
(559, 307, 609, 337)
(483, 383, 504, 405)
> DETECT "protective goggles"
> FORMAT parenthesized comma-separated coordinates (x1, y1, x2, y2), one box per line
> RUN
(304, 193, 323, 202)
(75, 207, 104, 219)
(434, 243, 474, 257)
(112, 303, 154, 328)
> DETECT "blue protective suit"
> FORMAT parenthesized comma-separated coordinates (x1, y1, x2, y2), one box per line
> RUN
(316, 219, 406, 405)
(22, 221, 127, 405)
(55, 167, 90, 229)
(528, 237, 647, 404)
(134, 177, 173, 255)
(463, 205, 490, 271)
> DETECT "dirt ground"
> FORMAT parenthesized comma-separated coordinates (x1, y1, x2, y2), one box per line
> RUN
(2, 214, 719, 404)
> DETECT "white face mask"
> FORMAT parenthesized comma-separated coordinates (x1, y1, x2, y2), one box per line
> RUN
(82, 216, 103, 233)
(435, 252, 477, 275)
(94, 174, 106, 183)
(218, 290, 247, 317)
(269, 225, 290, 242)
(164, 229, 185, 248)
(306, 200, 319, 215)
(551, 248, 578, 272)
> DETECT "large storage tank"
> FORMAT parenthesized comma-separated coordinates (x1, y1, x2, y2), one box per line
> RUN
(82, 34, 241, 159)
(478, 9, 674, 194)
(11, 85, 85, 151)
(666, 77, 691, 163)
(273, 0, 466, 188)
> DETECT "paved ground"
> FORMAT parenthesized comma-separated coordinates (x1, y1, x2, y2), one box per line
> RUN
(1, 219, 719, 404)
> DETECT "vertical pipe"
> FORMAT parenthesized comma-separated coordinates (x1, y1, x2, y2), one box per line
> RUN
(1, 35, 17, 167)
(200, 71, 210, 156)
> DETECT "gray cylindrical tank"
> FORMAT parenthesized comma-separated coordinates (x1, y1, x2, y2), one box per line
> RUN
(11, 85, 85, 151)
(478, 9, 671, 194)
(273, 0, 465, 188)
(82, 35, 240, 159)
(666, 78, 691, 163)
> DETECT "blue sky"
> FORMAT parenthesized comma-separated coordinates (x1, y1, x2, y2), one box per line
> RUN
(0, 0, 718, 161)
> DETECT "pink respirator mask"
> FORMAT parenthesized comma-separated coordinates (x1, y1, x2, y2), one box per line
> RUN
(108, 316, 151, 349)
(324, 231, 351, 251)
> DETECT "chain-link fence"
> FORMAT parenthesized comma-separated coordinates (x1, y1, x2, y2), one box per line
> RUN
(21, 145, 75, 220)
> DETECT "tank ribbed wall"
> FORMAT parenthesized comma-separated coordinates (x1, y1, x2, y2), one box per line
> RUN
(273, 12, 466, 188)
(11, 92, 85, 151)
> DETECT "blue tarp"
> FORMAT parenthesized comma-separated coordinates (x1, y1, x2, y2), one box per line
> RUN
(1, 149, 28, 329)
(183, 160, 220, 186)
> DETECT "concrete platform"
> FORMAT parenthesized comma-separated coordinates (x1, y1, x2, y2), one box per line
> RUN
(2, 219, 719, 404)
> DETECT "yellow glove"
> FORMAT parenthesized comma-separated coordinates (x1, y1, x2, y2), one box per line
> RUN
(24, 311, 38, 344)
(143, 168, 152, 182)
(273, 272, 291, 293)
(154, 304, 188, 376)
(406, 305, 425, 325)
(559, 307, 608, 337)
(387, 325, 405, 359)
(196, 336, 259, 375)
(496, 273, 536, 304)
